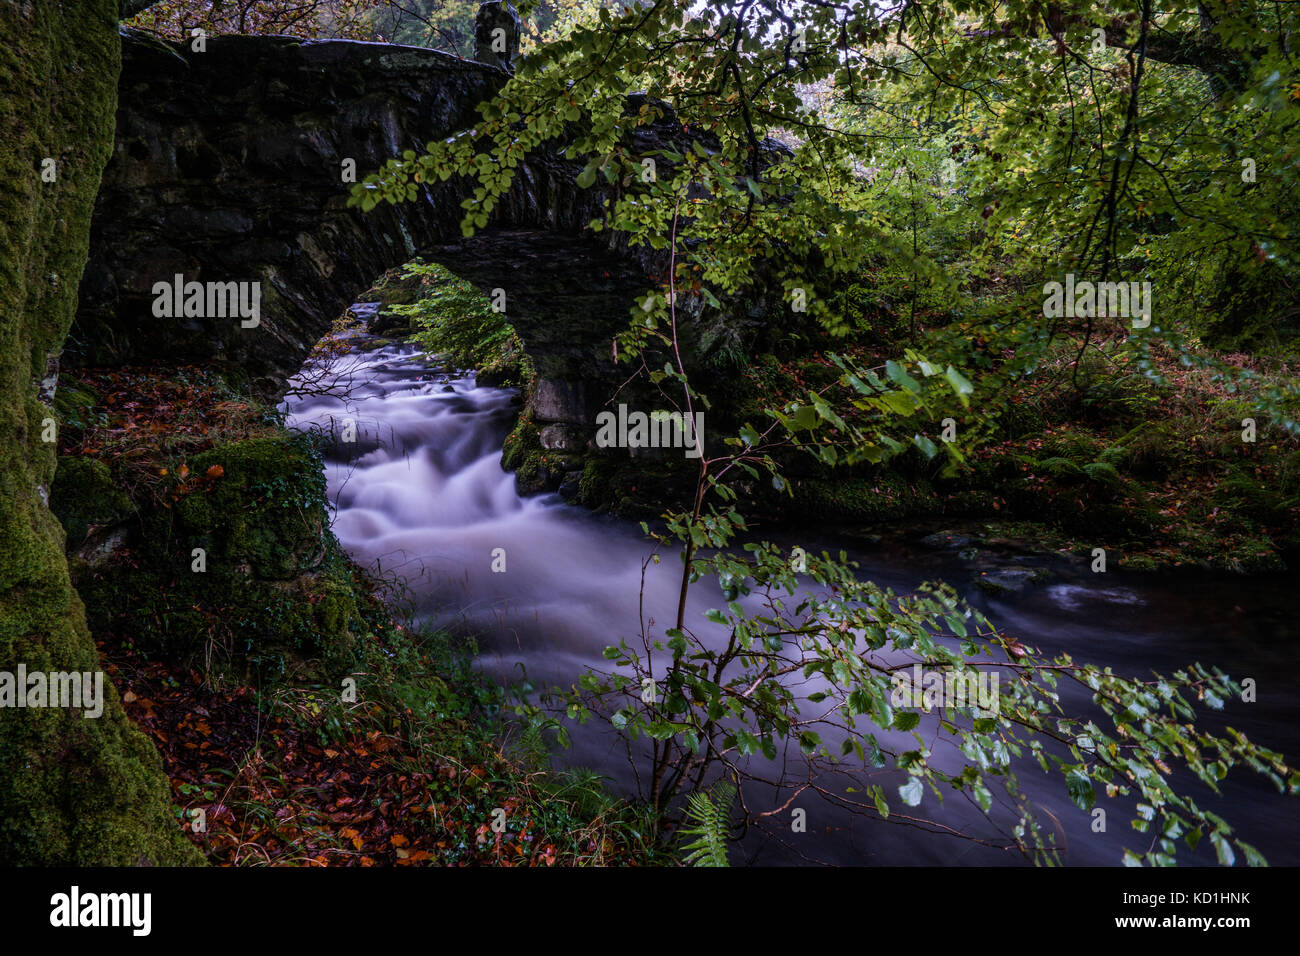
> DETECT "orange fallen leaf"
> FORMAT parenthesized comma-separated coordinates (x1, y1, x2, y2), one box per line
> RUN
(206, 464, 224, 479)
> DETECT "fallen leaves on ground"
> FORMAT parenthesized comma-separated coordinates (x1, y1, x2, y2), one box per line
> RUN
(101, 642, 581, 868)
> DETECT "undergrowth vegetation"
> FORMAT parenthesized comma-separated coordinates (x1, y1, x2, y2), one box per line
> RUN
(387, 261, 533, 387)
(51, 358, 658, 866)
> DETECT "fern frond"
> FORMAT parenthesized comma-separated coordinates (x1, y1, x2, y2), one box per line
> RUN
(677, 782, 735, 867)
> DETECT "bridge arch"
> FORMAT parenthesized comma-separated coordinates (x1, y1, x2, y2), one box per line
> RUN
(72, 29, 680, 426)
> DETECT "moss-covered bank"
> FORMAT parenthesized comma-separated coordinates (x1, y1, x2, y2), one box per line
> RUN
(495, 344, 1299, 573)
(45, 351, 665, 865)
(56, 429, 372, 682)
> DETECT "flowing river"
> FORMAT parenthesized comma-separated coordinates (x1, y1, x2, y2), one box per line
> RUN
(283, 335, 1300, 866)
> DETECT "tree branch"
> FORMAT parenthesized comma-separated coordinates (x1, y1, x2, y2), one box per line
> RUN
(121, 0, 165, 18)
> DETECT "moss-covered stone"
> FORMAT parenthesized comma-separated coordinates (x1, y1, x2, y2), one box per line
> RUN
(579, 458, 615, 508)
(69, 431, 366, 683)
(515, 451, 546, 495)
(50, 456, 133, 545)
(356, 264, 426, 307)
(52, 381, 103, 433)
(501, 414, 540, 473)
(174, 435, 328, 580)
(792, 475, 938, 523)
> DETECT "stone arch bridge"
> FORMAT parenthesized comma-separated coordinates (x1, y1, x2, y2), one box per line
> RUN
(72, 26, 693, 424)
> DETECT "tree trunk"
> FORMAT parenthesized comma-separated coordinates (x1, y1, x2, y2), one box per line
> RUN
(0, 0, 201, 865)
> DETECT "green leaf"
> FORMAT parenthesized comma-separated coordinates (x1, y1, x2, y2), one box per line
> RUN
(886, 360, 921, 393)
(790, 405, 818, 431)
(913, 434, 939, 460)
(1237, 840, 1268, 867)
(1211, 831, 1236, 867)
(944, 365, 974, 406)
(898, 776, 924, 807)
(880, 390, 916, 416)
(893, 711, 920, 731)
(1066, 768, 1096, 811)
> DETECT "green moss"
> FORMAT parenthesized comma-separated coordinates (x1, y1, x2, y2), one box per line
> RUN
(52, 381, 103, 433)
(356, 264, 425, 306)
(233, 565, 362, 680)
(0, 0, 200, 866)
(501, 414, 540, 473)
(793, 475, 936, 523)
(50, 456, 133, 545)
(501, 416, 573, 495)
(515, 451, 546, 494)
(68, 431, 370, 683)
(579, 458, 615, 507)
(174, 434, 328, 580)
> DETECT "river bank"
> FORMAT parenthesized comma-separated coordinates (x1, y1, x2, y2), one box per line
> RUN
(43, 316, 1300, 866)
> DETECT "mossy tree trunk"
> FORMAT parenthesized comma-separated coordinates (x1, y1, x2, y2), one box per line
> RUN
(0, 1, 200, 864)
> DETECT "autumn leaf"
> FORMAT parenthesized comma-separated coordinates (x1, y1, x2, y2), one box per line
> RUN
(206, 464, 225, 479)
